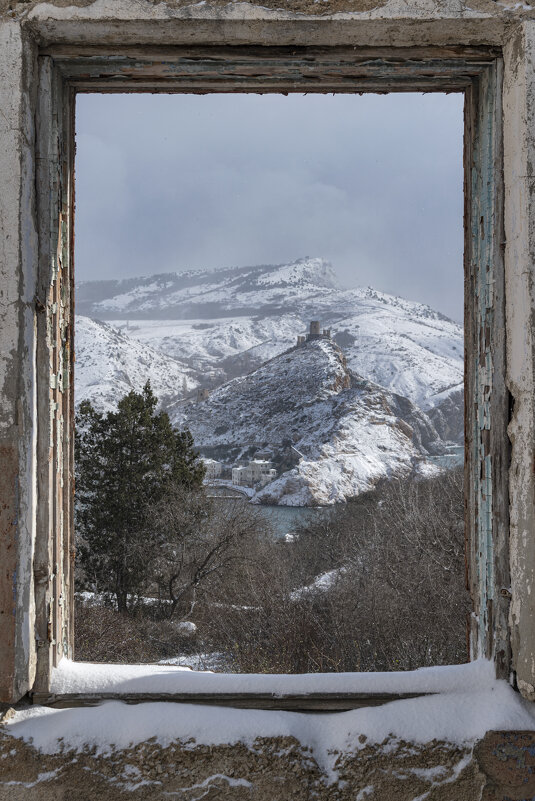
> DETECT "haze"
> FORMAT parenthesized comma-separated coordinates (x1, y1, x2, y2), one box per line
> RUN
(75, 92, 464, 321)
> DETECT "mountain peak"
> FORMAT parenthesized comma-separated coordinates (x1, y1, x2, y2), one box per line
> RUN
(256, 258, 338, 290)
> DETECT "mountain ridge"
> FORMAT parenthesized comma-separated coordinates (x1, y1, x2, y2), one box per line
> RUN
(76, 257, 338, 319)
(171, 337, 443, 505)
(75, 257, 463, 414)
(74, 257, 464, 504)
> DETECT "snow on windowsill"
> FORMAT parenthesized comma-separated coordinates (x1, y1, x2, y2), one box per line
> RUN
(50, 656, 497, 696)
(4, 661, 535, 772)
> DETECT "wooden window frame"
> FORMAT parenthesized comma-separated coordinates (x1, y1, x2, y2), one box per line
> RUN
(30, 44, 508, 706)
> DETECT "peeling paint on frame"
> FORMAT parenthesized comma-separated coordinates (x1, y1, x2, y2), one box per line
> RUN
(465, 58, 510, 675)
(28, 47, 510, 696)
(0, 23, 511, 699)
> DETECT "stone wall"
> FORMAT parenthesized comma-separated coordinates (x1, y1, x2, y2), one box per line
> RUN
(3, 723, 535, 801)
(0, 724, 486, 801)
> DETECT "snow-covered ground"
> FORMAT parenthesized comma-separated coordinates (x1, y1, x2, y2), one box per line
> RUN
(44, 654, 495, 697)
(110, 314, 305, 371)
(290, 567, 348, 600)
(331, 288, 463, 411)
(158, 653, 227, 671)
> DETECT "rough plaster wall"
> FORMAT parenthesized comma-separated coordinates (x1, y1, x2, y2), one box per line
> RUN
(503, 21, 535, 701)
(0, 8, 531, 801)
(1, 0, 535, 720)
(0, 0, 527, 50)
(0, 20, 38, 703)
(0, 727, 485, 801)
(0, 0, 529, 20)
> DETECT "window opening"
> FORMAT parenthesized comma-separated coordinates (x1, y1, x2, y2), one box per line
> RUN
(72, 91, 467, 676)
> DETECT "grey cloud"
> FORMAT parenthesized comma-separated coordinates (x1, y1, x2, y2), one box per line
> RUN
(75, 92, 463, 320)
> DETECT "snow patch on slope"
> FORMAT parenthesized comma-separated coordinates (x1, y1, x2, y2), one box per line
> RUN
(75, 316, 196, 413)
(114, 314, 304, 368)
(256, 257, 337, 288)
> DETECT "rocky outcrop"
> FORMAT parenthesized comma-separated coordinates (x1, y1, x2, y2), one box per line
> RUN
(172, 339, 443, 505)
(427, 388, 464, 445)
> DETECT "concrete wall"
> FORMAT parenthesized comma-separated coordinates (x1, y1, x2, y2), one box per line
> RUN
(0, 730, 486, 801)
(503, 20, 535, 703)
(2, 0, 535, 795)
(2, 724, 535, 801)
(0, 0, 525, 50)
(0, 20, 38, 704)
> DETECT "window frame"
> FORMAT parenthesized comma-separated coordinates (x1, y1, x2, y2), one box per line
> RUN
(26, 44, 507, 702)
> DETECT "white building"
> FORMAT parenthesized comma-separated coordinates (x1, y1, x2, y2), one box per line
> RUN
(203, 458, 222, 480)
(231, 466, 247, 486)
(231, 460, 277, 488)
(258, 469, 278, 488)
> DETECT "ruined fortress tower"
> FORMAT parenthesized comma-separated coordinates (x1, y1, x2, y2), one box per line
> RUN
(297, 321, 332, 346)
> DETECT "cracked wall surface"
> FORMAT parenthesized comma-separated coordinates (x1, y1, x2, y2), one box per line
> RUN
(0, 0, 530, 50)
(3, 710, 535, 800)
(504, 20, 535, 702)
(0, 19, 38, 704)
(1, 2, 535, 796)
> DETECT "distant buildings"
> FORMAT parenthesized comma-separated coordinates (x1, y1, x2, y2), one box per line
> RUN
(232, 459, 277, 488)
(297, 320, 331, 346)
(202, 456, 277, 489)
(203, 458, 222, 479)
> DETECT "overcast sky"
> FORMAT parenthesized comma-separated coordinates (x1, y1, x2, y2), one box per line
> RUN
(75, 92, 464, 321)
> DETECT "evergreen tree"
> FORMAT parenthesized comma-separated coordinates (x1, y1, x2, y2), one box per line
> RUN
(75, 382, 205, 612)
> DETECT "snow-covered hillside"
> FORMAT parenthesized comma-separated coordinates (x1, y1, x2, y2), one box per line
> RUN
(171, 339, 442, 505)
(79, 258, 464, 417)
(330, 287, 463, 411)
(75, 316, 197, 413)
(74, 258, 464, 503)
(76, 257, 337, 319)
(112, 314, 304, 377)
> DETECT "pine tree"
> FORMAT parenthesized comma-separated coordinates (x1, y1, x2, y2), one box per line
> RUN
(75, 381, 205, 612)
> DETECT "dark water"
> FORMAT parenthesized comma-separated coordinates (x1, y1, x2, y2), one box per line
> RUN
(428, 444, 464, 469)
(207, 448, 463, 538)
(207, 486, 323, 538)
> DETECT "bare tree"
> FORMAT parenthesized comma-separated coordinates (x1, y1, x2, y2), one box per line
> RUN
(147, 485, 270, 620)
(76, 468, 469, 673)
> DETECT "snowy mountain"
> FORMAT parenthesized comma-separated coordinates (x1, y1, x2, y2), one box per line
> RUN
(329, 288, 462, 412)
(75, 316, 197, 413)
(171, 338, 443, 506)
(76, 257, 337, 320)
(74, 258, 464, 504)
(77, 257, 463, 417)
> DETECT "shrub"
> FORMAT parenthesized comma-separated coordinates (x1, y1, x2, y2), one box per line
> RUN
(199, 468, 469, 672)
